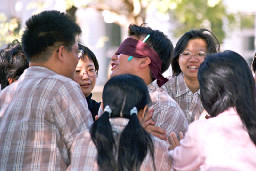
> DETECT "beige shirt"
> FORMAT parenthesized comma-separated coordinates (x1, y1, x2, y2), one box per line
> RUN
(148, 82, 188, 136)
(0, 66, 93, 170)
(161, 73, 204, 124)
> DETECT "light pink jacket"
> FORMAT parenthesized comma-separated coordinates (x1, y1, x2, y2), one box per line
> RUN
(170, 108, 256, 171)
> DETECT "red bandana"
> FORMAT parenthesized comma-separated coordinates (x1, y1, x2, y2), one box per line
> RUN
(115, 38, 168, 87)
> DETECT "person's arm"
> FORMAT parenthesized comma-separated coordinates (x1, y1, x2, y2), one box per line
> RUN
(169, 124, 203, 171)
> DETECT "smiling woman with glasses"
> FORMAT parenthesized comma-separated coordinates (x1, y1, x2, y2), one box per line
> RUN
(74, 43, 101, 121)
(160, 28, 220, 124)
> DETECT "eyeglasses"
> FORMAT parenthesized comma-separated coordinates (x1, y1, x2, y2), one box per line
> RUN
(70, 48, 84, 59)
(180, 51, 206, 59)
(75, 68, 97, 78)
(77, 49, 84, 59)
(57, 46, 84, 59)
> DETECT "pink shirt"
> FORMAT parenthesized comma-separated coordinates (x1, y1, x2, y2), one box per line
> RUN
(170, 108, 256, 171)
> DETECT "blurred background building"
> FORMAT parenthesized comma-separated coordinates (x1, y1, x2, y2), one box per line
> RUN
(0, 0, 255, 100)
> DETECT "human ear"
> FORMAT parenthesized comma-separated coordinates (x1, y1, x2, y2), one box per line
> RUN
(138, 57, 151, 69)
(56, 45, 65, 62)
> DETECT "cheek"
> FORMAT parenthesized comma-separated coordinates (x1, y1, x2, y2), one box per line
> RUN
(178, 58, 186, 70)
(91, 78, 97, 87)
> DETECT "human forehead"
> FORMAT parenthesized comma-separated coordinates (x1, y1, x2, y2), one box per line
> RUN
(184, 38, 207, 51)
(76, 57, 95, 68)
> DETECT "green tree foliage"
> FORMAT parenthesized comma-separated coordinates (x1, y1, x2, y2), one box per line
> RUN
(0, 13, 22, 47)
(159, 0, 235, 42)
(67, 0, 236, 42)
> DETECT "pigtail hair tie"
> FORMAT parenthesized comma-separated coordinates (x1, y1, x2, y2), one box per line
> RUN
(130, 107, 138, 116)
(104, 105, 112, 117)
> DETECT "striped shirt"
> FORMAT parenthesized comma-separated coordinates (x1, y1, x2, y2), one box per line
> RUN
(148, 82, 188, 136)
(161, 73, 204, 124)
(0, 66, 93, 170)
(68, 118, 172, 171)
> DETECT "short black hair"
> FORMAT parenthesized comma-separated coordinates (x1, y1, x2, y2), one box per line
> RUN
(78, 44, 99, 72)
(22, 10, 82, 62)
(0, 39, 28, 90)
(172, 28, 220, 76)
(128, 24, 173, 73)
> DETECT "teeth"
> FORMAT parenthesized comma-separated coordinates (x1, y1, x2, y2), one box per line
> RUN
(188, 66, 198, 69)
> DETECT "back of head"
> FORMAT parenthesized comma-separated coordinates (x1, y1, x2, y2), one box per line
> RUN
(172, 28, 220, 76)
(91, 74, 155, 171)
(198, 50, 256, 145)
(128, 24, 173, 73)
(0, 39, 28, 89)
(22, 10, 81, 62)
(0, 50, 9, 89)
(6, 40, 28, 81)
(102, 74, 151, 117)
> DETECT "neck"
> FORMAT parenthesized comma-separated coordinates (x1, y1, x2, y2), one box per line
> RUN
(184, 77, 199, 93)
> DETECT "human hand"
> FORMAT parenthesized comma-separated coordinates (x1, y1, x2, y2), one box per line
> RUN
(138, 106, 155, 128)
(168, 132, 184, 150)
(145, 125, 167, 140)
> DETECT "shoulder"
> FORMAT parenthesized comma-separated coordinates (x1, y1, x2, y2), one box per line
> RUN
(149, 86, 181, 109)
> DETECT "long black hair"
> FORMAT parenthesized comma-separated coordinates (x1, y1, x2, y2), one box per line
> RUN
(90, 74, 155, 171)
(198, 50, 256, 145)
(172, 28, 220, 76)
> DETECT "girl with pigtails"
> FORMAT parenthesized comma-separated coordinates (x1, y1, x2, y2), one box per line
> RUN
(68, 74, 172, 171)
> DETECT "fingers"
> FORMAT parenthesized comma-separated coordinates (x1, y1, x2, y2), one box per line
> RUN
(142, 120, 155, 129)
(143, 109, 153, 122)
(179, 132, 184, 140)
(145, 125, 167, 140)
(95, 115, 99, 121)
(168, 132, 181, 150)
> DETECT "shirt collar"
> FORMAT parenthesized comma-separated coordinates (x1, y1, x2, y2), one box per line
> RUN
(176, 73, 200, 97)
(147, 81, 158, 93)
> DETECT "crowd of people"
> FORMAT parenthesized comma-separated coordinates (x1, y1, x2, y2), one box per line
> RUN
(0, 10, 256, 170)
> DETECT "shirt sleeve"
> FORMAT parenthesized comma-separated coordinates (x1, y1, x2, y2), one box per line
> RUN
(170, 123, 204, 170)
(151, 88, 188, 136)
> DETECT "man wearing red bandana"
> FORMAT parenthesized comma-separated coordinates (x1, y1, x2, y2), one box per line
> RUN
(110, 24, 188, 139)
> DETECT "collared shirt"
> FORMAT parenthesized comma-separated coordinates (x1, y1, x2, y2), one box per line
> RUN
(170, 108, 256, 171)
(0, 66, 93, 170)
(68, 118, 172, 171)
(148, 82, 188, 136)
(161, 73, 204, 124)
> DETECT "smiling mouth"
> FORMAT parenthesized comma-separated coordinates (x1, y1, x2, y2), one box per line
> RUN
(111, 63, 118, 70)
(187, 66, 199, 69)
(81, 83, 91, 87)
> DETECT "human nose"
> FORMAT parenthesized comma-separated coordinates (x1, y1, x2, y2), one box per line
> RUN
(111, 54, 118, 61)
(189, 53, 199, 61)
(81, 71, 90, 79)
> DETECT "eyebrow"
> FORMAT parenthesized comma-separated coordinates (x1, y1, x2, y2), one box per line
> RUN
(87, 64, 95, 68)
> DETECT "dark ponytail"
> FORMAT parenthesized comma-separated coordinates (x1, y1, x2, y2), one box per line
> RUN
(90, 74, 155, 171)
(118, 113, 155, 171)
(90, 111, 117, 171)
